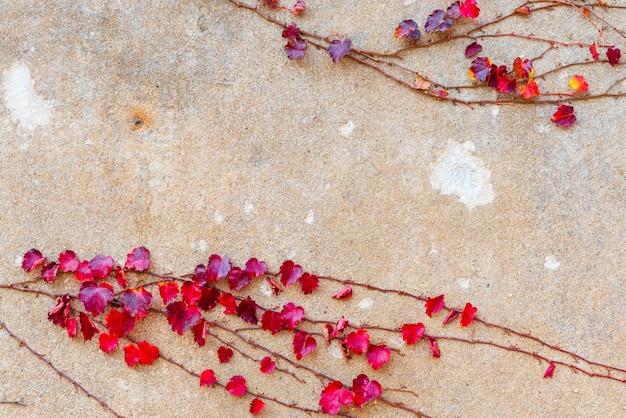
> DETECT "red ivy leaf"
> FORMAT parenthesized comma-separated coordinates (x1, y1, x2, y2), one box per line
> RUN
(366, 344, 391, 370)
(75, 261, 94, 282)
(137, 341, 159, 365)
(607, 47, 621, 66)
(41, 262, 60, 283)
(59, 250, 79, 272)
(193, 264, 207, 286)
(428, 336, 441, 358)
(468, 57, 492, 81)
(79, 312, 99, 341)
(519, 79, 540, 99)
(260, 356, 276, 374)
(590, 42, 600, 61)
(513, 57, 534, 79)
(425, 10, 452, 34)
(293, 331, 317, 360)
(193, 319, 207, 347)
(124, 343, 140, 366)
(345, 329, 369, 355)
(331, 316, 349, 337)
(226, 375, 247, 397)
(89, 255, 114, 279)
(166, 301, 201, 335)
(114, 266, 127, 288)
(319, 381, 353, 415)
(401, 323, 425, 345)
(459, 0, 480, 19)
(181, 281, 203, 305)
(282, 22, 300, 39)
(332, 286, 352, 299)
(106, 309, 136, 338)
(515, 5, 531, 15)
(125, 247, 151, 272)
(551, 104, 576, 128)
(327, 39, 352, 63)
(250, 398, 265, 415)
(200, 369, 217, 386)
(292, 0, 306, 15)
(425, 294, 445, 317)
(544, 362, 556, 378)
(66, 317, 77, 338)
(245, 258, 267, 278)
(460, 302, 477, 326)
(262, 0, 278, 9)
(352, 374, 382, 408)
(237, 296, 258, 324)
(299, 272, 319, 294)
(261, 311, 284, 335)
(323, 324, 333, 347)
(228, 267, 251, 291)
(198, 286, 220, 311)
(158, 281, 179, 304)
(48, 294, 71, 326)
(22, 248, 45, 272)
(219, 292, 238, 314)
(78, 281, 114, 316)
(122, 287, 152, 320)
(218, 346, 234, 363)
(208, 254, 231, 282)
(281, 302, 304, 330)
(99, 333, 119, 353)
(465, 41, 482, 58)
(279, 260, 303, 286)
(395, 19, 421, 41)
(496, 73, 517, 93)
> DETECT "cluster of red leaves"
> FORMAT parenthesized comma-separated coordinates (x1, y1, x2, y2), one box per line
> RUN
(282, 22, 307, 60)
(124, 341, 160, 366)
(395, 0, 480, 41)
(319, 374, 382, 415)
(469, 56, 539, 99)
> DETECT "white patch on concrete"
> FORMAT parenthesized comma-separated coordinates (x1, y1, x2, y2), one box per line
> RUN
(197, 239, 207, 253)
(404, 0, 416, 4)
(357, 298, 374, 309)
(544, 255, 560, 270)
(259, 280, 272, 297)
(213, 210, 224, 224)
(19, 142, 29, 151)
(117, 380, 129, 390)
(2, 62, 53, 130)
(305, 209, 314, 225)
(339, 120, 355, 138)
(328, 340, 345, 360)
(14, 255, 23, 267)
(243, 200, 255, 215)
(457, 277, 471, 290)
(430, 141, 495, 210)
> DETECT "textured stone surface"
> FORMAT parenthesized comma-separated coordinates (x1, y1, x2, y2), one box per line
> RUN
(1, 1, 625, 417)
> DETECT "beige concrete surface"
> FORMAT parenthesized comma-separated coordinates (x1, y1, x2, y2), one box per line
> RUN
(0, 1, 625, 417)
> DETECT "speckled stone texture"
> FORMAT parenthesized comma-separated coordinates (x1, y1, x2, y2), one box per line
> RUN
(1, 1, 625, 417)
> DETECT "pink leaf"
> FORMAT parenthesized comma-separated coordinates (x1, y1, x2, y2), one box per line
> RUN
(41, 262, 60, 283)
(291, 0, 305, 15)
(226, 375, 247, 397)
(544, 362, 556, 378)
(200, 369, 217, 386)
(125, 247, 151, 272)
(88, 255, 114, 279)
(281, 302, 304, 331)
(366, 344, 391, 370)
(331, 316, 349, 337)
(332, 286, 352, 299)
(293, 331, 317, 360)
(352, 374, 382, 408)
(207, 254, 230, 282)
(428, 336, 441, 358)
(58, 250, 79, 272)
(282, 22, 300, 39)
(345, 329, 369, 355)
(319, 381, 353, 415)
(22, 248, 45, 272)
(401, 323, 425, 345)
(425, 294, 445, 317)
(75, 261, 94, 282)
(198, 286, 220, 311)
(459, 0, 480, 19)
(245, 258, 267, 277)
(260, 356, 276, 374)
(78, 281, 114, 316)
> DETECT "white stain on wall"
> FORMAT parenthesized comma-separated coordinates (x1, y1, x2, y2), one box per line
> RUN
(430, 141, 495, 210)
(339, 120, 355, 138)
(2, 62, 53, 130)
(544, 255, 560, 270)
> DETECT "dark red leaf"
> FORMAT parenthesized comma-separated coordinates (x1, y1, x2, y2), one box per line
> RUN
(228, 267, 251, 291)
(327, 39, 352, 63)
(590, 42, 600, 61)
(75, 261, 94, 282)
(425, 294, 445, 317)
(79, 311, 99, 341)
(401, 323, 425, 345)
(261, 310, 284, 335)
(125, 247, 151, 272)
(352, 374, 382, 408)
(468, 57, 493, 81)
(299, 272, 318, 294)
(319, 381, 353, 415)
(114, 266, 127, 288)
(279, 260, 303, 286)
(22, 248, 45, 272)
(158, 281, 179, 304)
(106, 309, 136, 338)
(41, 262, 59, 283)
(293, 331, 317, 360)
(58, 250, 79, 272)
(323, 324, 333, 347)
(250, 398, 265, 415)
(428, 336, 441, 358)
(245, 258, 267, 278)
(193, 264, 207, 286)
(237, 296, 258, 324)
(551, 104, 576, 128)
(181, 281, 203, 305)
(459, 0, 480, 19)
(460, 302, 477, 326)
(496, 73, 517, 93)
(281, 302, 304, 330)
(366, 344, 391, 370)
(331, 316, 349, 337)
(442, 309, 459, 325)
(193, 319, 207, 347)
(395, 19, 421, 41)
(200, 369, 216, 386)
(48, 294, 71, 326)
(332, 286, 352, 299)
(99, 333, 119, 353)
(607, 47, 621, 66)
(425, 10, 452, 34)
(207, 254, 230, 282)
(218, 346, 234, 363)
(197, 286, 220, 311)
(89, 255, 114, 279)
(78, 281, 114, 316)
(122, 287, 152, 319)
(226, 375, 247, 396)
(66, 317, 77, 338)
(544, 362, 556, 378)
(345, 329, 369, 355)
(137, 340, 159, 364)
(465, 41, 482, 58)
(218, 292, 238, 314)
(166, 301, 201, 335)
(260, 356, 276, 374)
